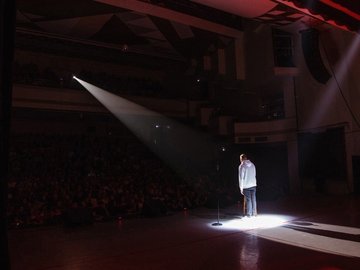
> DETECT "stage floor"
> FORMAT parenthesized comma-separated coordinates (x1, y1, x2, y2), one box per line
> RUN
(8, 195, 360, 270)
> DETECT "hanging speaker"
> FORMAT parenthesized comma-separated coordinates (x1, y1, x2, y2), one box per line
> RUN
(301, 29, 331, 84)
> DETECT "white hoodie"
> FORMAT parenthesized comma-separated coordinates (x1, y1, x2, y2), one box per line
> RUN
(238, 159, 257, 192)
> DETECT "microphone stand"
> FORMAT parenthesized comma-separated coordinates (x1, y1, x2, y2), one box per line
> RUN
(211, 199, 222, 226)
(212, 163, 222, 226)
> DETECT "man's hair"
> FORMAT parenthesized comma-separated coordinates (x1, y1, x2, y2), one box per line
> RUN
(240, 154, 247, 160)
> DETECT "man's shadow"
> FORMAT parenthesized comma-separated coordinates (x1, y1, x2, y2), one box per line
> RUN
(285, 221, 360, 242)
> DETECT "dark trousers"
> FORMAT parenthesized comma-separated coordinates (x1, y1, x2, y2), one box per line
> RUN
(243, 186, 257, 216)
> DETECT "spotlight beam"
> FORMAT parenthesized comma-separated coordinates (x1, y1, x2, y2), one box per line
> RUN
(306, 33, 360, 128)
(73, 77, 217, 174)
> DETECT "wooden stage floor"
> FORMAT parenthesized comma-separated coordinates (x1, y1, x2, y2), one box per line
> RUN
(8, 195, 360, 270)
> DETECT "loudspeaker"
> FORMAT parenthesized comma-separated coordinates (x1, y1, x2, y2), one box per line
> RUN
(301, 29, 331, 84)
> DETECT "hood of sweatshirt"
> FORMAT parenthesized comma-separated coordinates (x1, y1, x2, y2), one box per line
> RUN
(243, 160, 252, 167)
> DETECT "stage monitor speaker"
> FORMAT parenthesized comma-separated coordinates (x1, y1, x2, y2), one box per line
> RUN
(142, 199, 167, 217)
(63, 207, 93, 227)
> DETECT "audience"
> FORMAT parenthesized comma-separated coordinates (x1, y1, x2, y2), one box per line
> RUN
(7, 132, 231, 228)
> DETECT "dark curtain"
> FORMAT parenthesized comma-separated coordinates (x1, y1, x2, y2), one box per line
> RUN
(0, 0, 16, 269)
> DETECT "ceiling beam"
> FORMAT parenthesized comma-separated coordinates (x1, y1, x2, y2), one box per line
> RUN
(274, 0, 354, 32)
(319, 0, 360, 20)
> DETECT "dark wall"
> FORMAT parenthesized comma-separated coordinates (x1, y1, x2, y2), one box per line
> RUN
(219, 142, 289, 201)
(298, 127, 346, 180)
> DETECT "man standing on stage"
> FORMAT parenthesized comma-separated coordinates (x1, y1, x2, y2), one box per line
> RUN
(238, 154, 257, 217)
